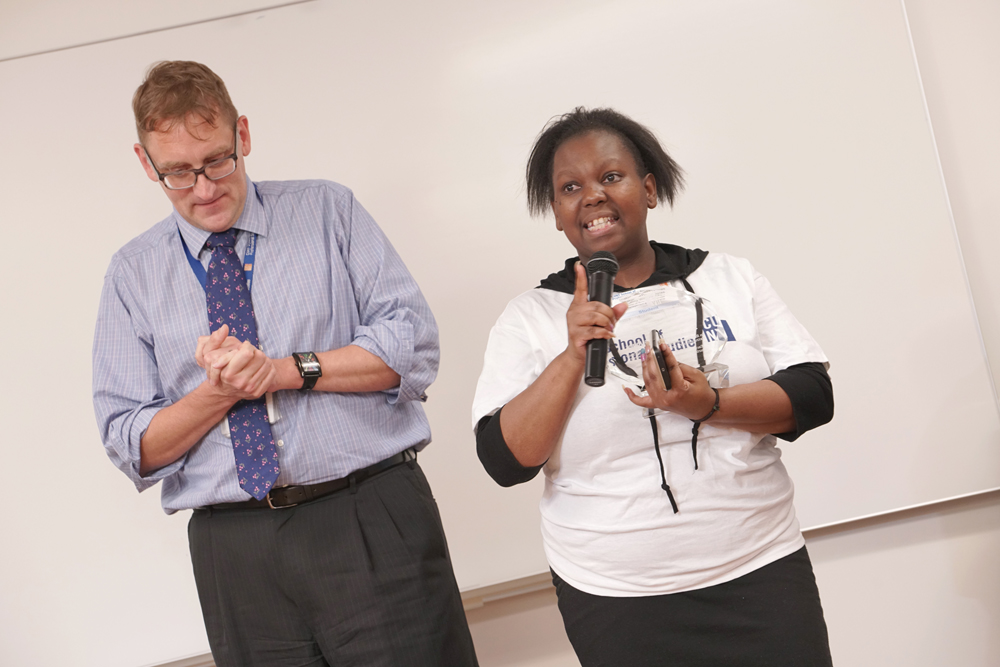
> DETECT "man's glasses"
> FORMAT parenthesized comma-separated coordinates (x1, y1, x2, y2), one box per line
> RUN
(144, 124, 239, 190)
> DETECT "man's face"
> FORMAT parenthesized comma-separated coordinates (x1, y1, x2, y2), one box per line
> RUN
(135, 114, 252, 233)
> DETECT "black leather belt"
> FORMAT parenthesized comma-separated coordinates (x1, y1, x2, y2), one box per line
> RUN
(205, 449, 412, 511)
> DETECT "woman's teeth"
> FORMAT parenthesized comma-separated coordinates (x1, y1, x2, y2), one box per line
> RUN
(586, 216, 614, 231)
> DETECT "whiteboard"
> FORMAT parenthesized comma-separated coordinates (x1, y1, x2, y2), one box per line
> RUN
(2, 1, 998, 666)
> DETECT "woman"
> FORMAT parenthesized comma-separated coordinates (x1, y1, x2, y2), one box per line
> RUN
(472, 108, 834, 666)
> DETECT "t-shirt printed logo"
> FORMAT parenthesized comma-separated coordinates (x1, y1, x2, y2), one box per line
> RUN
(613, 316, 734, 364)
(703, 316, 735, 344)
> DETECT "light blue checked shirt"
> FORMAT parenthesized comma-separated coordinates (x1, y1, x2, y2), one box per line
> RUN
(93, 177, 438, 513)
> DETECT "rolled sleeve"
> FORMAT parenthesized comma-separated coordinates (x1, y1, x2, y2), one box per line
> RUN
(747, 264, 833, 441)
(766, 362, 834, 441)
(338, 191, 439, 404)
(476, 408, 544, 487)
(472, 296, 553, 487)
(92, 266, 184, 491)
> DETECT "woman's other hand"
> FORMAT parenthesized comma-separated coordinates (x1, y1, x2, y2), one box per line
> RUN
(624, 340, 718, 420)
(625, 340, 798, 433)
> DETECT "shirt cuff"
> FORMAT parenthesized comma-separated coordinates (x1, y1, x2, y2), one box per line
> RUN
(476, 406, 544, 487)
(115, 403, 186, 491)
(350, 322, 416, 403)
(765, 362, 834, 442)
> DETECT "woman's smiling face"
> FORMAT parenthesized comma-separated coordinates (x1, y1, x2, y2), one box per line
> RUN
(550, 130, 658, 266)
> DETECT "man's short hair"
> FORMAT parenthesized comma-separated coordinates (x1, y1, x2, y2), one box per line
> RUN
(132, 61, 238, 141)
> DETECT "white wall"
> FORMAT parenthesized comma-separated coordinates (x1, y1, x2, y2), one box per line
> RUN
(0, 0, 300, 61)
(465, 1, 1000, 665)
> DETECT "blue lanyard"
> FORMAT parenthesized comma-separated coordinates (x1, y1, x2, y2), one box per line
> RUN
(180, 230, 258, 292)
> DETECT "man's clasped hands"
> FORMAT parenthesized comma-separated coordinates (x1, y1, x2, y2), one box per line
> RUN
(194, 324, 277, 402)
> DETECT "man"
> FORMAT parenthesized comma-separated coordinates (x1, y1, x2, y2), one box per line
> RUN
(93, 60, 478, 666)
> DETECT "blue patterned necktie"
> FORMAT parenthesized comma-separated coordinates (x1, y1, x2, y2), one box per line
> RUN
(205, 230, 279, 500)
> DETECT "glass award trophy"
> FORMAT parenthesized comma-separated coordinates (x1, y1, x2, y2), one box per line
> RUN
(607, 283, 730, 415)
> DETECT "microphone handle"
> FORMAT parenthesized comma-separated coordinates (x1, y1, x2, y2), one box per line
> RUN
(585, 339, 609, 387)
(584, 271, 615, 387)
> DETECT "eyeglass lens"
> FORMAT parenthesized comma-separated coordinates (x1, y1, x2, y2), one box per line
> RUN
(163, 157, 237, 189)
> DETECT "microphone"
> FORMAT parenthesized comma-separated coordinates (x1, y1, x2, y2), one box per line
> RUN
(584, 251, 619, 387)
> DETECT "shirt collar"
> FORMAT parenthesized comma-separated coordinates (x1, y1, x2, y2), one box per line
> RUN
(173, 175, 269, 253)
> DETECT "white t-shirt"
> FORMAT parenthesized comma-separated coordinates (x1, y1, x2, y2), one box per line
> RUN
(472, 252, 829, 597)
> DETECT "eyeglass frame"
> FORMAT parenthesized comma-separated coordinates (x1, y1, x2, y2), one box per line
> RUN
(142, 122, 240, 191)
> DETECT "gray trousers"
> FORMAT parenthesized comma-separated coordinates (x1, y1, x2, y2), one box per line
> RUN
(188, 460, 479, 667)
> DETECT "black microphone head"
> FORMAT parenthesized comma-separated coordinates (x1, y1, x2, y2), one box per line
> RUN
(587, 251, 619, 276)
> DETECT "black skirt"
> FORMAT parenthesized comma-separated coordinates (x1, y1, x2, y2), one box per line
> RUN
(552, 546, 833, 667)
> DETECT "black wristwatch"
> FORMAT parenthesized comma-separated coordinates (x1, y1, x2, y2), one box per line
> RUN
(292, 352, 322, 392)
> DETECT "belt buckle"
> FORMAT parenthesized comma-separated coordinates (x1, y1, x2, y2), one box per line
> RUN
(265, 485, 298, 510)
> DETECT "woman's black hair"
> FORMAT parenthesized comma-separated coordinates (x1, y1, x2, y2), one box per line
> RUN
(525, 107, 685, 216)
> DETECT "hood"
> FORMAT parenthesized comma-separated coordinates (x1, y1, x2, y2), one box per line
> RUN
(537, 241, 709, 294)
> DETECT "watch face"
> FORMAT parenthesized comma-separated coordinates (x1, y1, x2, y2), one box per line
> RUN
(297, 352, 321, 375)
